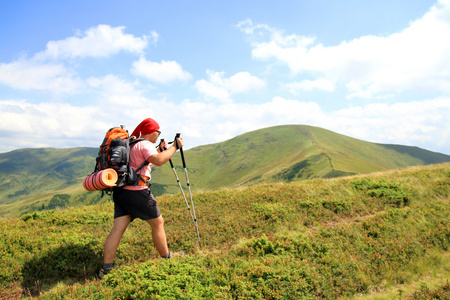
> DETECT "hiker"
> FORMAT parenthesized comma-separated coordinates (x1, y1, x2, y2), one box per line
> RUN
(98, 118, 184, 279)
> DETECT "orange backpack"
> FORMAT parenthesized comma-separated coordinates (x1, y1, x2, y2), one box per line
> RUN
(96, 127, 129, 172)
(93, 126, 148, 191)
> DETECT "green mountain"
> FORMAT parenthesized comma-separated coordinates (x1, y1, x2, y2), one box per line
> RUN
(1, 125, 449, 220)
(165, 125, 450, 190)
(0, 147, 102, 219)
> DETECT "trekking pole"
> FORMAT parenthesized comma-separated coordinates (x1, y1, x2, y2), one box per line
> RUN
(174, 133, 201, 248)
(159, 139, 195, 223)
(159, 137, 201, 248)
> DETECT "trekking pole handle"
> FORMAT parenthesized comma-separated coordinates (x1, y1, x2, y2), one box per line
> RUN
(174, 133, 187, 168)
(173, 133, 182, 150)
(157, 139, 168, 152)
(157, 138, 176, 168)
(157, 139, 175, 147)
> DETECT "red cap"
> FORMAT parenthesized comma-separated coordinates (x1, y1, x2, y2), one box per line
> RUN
(131, 118, 160, 138)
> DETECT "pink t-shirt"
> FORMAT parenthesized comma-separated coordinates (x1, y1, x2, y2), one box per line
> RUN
(123, 140, 158, 190)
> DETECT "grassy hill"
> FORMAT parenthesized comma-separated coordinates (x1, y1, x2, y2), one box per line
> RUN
(1, 125, 449, 220)
(0, 163, 449, 299)
(171, 125, 450, 190)
(0, 147, 104, 220)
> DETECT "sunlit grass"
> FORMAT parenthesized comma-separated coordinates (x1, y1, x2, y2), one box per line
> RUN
(0, 163, 449, 299)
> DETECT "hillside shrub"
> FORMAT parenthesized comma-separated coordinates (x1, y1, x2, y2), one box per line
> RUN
(409, 281, 450, 300)
(43, 194, 71, 210)
(351, 177, 410, 207)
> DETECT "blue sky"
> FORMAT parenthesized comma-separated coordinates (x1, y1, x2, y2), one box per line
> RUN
(1, 0, 449, 155)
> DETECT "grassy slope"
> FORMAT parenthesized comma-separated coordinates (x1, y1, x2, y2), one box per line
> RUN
(0, 147, 97, 202)
(0, 163, 449, 299)
(309, 127, 424, 173)
(0, 147, 103, 220)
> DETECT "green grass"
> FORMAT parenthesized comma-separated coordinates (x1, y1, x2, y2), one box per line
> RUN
(0, 163, 449, 299)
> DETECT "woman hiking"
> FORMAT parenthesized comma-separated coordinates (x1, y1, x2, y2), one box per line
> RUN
(98, 117, 184, 279)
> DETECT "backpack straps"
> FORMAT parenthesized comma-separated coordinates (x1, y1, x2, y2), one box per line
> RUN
(128, 139, 151, 186)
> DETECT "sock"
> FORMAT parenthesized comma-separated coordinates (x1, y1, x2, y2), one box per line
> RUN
(103, 263, 114, 270)
(162, 251, 172, 259)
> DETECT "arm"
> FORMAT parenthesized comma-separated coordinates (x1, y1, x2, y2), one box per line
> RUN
(147, 137, 183, 166)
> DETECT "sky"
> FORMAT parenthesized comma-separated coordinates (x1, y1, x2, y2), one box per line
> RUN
(1, 0, 449, 155)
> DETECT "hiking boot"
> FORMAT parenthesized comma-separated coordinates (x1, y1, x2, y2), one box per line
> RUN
(96, 265, 119, 280)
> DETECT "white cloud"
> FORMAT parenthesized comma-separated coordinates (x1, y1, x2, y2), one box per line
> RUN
(36, 25, 151, 60)
(0, 97, 172, 151)
(169, 96, 450, 155)
(285, 78, 335, 93)
(194, 70, 266, 102)
(0, 60, 83, 93)
(238, 0, 450, 99)
(330, 98, 450, 148)
(131, 57, 192, 84)
(86, 74, 147, 106)
(0, 100, 105, 150)
(0, 25, 154, 94)
(0, 96, 449, 154)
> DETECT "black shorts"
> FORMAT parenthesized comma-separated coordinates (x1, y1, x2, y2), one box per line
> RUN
(113, 188, 161, 221)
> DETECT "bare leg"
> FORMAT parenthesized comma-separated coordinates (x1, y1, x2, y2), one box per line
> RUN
(146, 215, 169, 257)
(103, 215, 131, 264)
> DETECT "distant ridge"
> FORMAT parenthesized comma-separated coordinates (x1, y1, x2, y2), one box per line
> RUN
(377, 143, 450, 164)
(1, 125, 449, 219)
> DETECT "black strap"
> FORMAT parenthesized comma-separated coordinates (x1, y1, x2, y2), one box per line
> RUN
(130, 138, 150, 173)
(135, 161, 149, 173)
(130, 139, 150, 186)
(129, 138, 145, 146)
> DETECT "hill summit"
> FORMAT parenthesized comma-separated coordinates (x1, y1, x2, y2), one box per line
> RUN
(156, 125, 450, 190)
